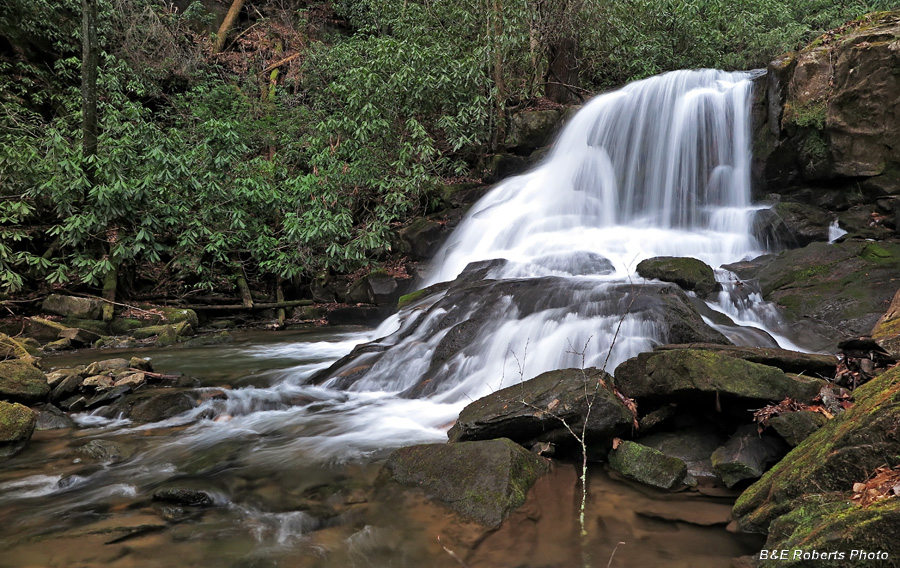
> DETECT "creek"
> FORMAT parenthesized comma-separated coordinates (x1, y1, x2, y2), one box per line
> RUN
(2, 69, 803, 566)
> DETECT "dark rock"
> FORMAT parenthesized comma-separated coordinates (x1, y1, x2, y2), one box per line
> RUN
(152, 487, 215, 507)
(724, 240, 900, 351)
(0, 360, 49, 403)
(608, 440, 688, 490)
(837, 204, 895, 240)
(101, 391, 198, 423)
(398, 218, 445, 260)
(872, 287, 900, 357)
(734, 365, 900, 533)
(505, 109, 563, 154)
(160, 307, 199, 329)
(50, 373, 84, 403)
(110, 317, 147, 335)
(752, 202, 833, 248)
(614, 349, 810, 404)
(448, 368, 633, 454)
(22, 317, 70, 343)
(711, 424, 788, 488)
(380, 438, 549, 527)
(482, 153, 529, 184)
(59, 395, 87, 412)
(42, 294, 102, 320)
(326, 306, 394, 326)
(347, 270, 411, 306)
(43, 338, 72, 351)
(129, 357, 153, 372)
(636, 256, 719, 297)
(33, 404, 75, 430)
(0, 401, 36, 457)
(59, 317, 110, 336)
(654, 343, 838, 378)
(133, 325, 176, 340)
(180, 331, 234, 347)
(530, 251, 615, 276)
(155, 326, 179, 347)
(768, 410, 828, 447)
(638, 427, 726, 484)
(75, 439, 136, 464)
(86, 385, 133, 409)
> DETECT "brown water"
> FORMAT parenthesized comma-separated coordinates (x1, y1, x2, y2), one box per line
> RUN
(0, 331, 762, 567)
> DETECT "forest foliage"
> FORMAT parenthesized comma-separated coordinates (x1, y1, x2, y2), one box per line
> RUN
(0, 0, 893, 298)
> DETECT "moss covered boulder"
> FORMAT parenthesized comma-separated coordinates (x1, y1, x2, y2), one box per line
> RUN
(42, 294, 103, 320)
(608, 440, 687, 490)
(613, 349, 817, 404)
(380, 438, 549, 527)
(447, 368, 634, 453)
(0, 401, 37, 457)
(0, 333, 40, 360)
(872, 286, 900, 357)
(0, 360, 49, 403)
(636, 256, 718, 297)
(733, 365, 900, 534)
(654, 343, 838, 378)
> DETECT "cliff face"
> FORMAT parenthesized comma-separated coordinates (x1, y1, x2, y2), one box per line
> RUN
(753, 11, 900, 218)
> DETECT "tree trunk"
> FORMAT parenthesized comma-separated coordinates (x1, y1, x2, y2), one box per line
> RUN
(545, 36, 580, 104)
(81, 0, 99, 162)
(275, 278, 286, 326)
(214, 0, 246, 53)
(233, 262, 254, 308)
(101, 261, 118, 321)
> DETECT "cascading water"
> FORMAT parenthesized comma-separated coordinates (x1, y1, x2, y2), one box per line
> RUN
(1, 69, 791, 566)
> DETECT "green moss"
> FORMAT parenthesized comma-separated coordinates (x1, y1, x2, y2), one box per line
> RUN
(784, 100, 827, 130)
(0, 401, 36, 443)
(397, 289, 428, 309)
(858, 242, 894, 264)
(800, 130, 829, 159)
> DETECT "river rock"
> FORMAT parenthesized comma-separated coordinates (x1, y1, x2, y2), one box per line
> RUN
(380, 438, 549, 527)
(114, 373, 146, 389)
(42, 294, 103, 320)
(0, 333, 40, 360)
(58, 327, 102, 347)
(86, 384, 133, 409)
(613, 349, 816, 404)
(59, 317, 110, 336)
(752, 202, 834, 248)
(160, 307, 199, 329)
(100, 390, 198, 422)
(448, 368, 633, 454)
(398, 217, 445, 260)
(637, 427, 726, 484)
(33, 403, 75, 430)
(84, 358, 130, 376)
(180, 330, 234, 347)
(75, 439, 136, 464)
(82, 375, 114, 390)
(710, 424, 788, 488)
(22, 317, 70, 343)
(723, 239, 900, 351)
(636, 256, 719, 297)
(347, 270, 410, 305)
(654, 343, 838, 378)
(0, 360, 49, 403)
(50, 373, 84, 402)
(0, 401, 36, 457)
(43, 338, 72, 351)
(153, 487, 215, 507)
(608, 440, 688, 490)
(733, 364, 900, 534)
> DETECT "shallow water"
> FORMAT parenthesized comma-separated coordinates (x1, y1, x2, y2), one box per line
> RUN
(0, 331, 762, 567)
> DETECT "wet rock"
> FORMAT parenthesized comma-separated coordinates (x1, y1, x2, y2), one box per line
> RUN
(155, 325, 179, 347)
(22, 317, 70, 343)
(0, 332, 41, 359)
(724, 240, 900, 351)
(50, 373, 84, 402)
(44, 338, 72, 351)
(58, 327, 102, 346)
(42, 294, 103, 320)
(102, 391, 198, 422)
(638, 427, 726, 485)
(505, 109, 563, 154)
(768, 410, 829, 447)
(734, 364, 900, 534)
(180, 330, 234, 347)
(654, 344, 838, 378)
(132, 325, 176, 340)
(530, 251, 615, 276)
(614, 349, 813, 404)
(608, 440, 688, 490)
(110, 317, 150, 335)
(753, 202, 833, 248)
(45, 368, 81, 389)
(380, 438, 549, 527)
(326, 306, 394, 326)
(84, 359, 130, 376)
(59, 317, 110, 336)
(82, 375, 115, 390)
(33, 403, 75, 430)
(86, 385, 133, 409)
(129, 357, 153, 372)
(0, 359, 49, 403)
(711, 424, 788, 488)
(481, 153, 529, 184)
(152, 487, 214, 507)
(447, 368, 633, 455)
(59, 394, 87, 412)
(114, 373, 145, 390)
(75, 439, 136, 464)
(636, 256, 719, 297)
(0, 401, 36, 457)
(160, 307, 199, 329)
(347, 270, 411, 305)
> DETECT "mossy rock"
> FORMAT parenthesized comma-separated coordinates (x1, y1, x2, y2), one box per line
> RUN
(180, 331, 234, 347)
(608, 440, 687, 490)
(59, 317, 110, 336)
(0, 333, 40, 359)
(22, 317, 71, 343)
(0, 360, 49, 403)
(636, 256, 718, 297)
(110, 318, 149, 336)
(160, 308, 199, 329)
(155, 326, 179, 347)
(380, 438, 549, 527)
(133, 324, 176, 340)
(769, 410, 829, 447)
(733, 365, 900, 534)
(42, 294, 103, 320)
(613, 349, 807, 404)
(0, 401, 36, 457)
(872, 287, 900, 357)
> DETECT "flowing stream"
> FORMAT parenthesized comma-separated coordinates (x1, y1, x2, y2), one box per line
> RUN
(1, 69, 795, 566)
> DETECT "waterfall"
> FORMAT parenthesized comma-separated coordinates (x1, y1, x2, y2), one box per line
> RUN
(427, 69, 766, 285)
(319, 68, 785, 405)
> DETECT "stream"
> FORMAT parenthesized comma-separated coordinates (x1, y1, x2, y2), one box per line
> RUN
(1, 330, 763, 567)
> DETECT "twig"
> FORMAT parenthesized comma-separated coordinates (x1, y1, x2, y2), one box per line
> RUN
(438, 536, 469, 567)
(608, 541, 626, 568)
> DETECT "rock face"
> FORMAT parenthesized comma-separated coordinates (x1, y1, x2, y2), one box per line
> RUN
(0, 360, 49, 403)
(636, 256, 718, 297)
(724, 240, 900, 351)
(380, 438, 549, 527)
(447, 368, 633, 453)
(710, 425, 787, 488)
(613, 349, 818, 404)
(733, 365, 900, 534)
(505, 109, 563, 155)
(0, 401, 36, 457)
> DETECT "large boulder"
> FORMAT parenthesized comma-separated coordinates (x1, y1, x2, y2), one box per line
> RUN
(710, 424, 788, 488)
(505, 109, 563, 155)
(654, 343, 838, 378)
(724, 239, 900, 351)
(398, 218, 445, 261)
(98, 390, 198, 423)
(0, 360, 49, 403)
(0, 401, 36, 457)
(380, 438, 549, 527)
(447, 368, 634, 454)
(608, 440, 687, 490)
(613, 349, 818, 404)
(752, 202, 835, 248)
(733, 365, 900, 534)
(636, 256, 718, 297)
(42, 294, 103, 320)
(346, 270, 411, 306)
